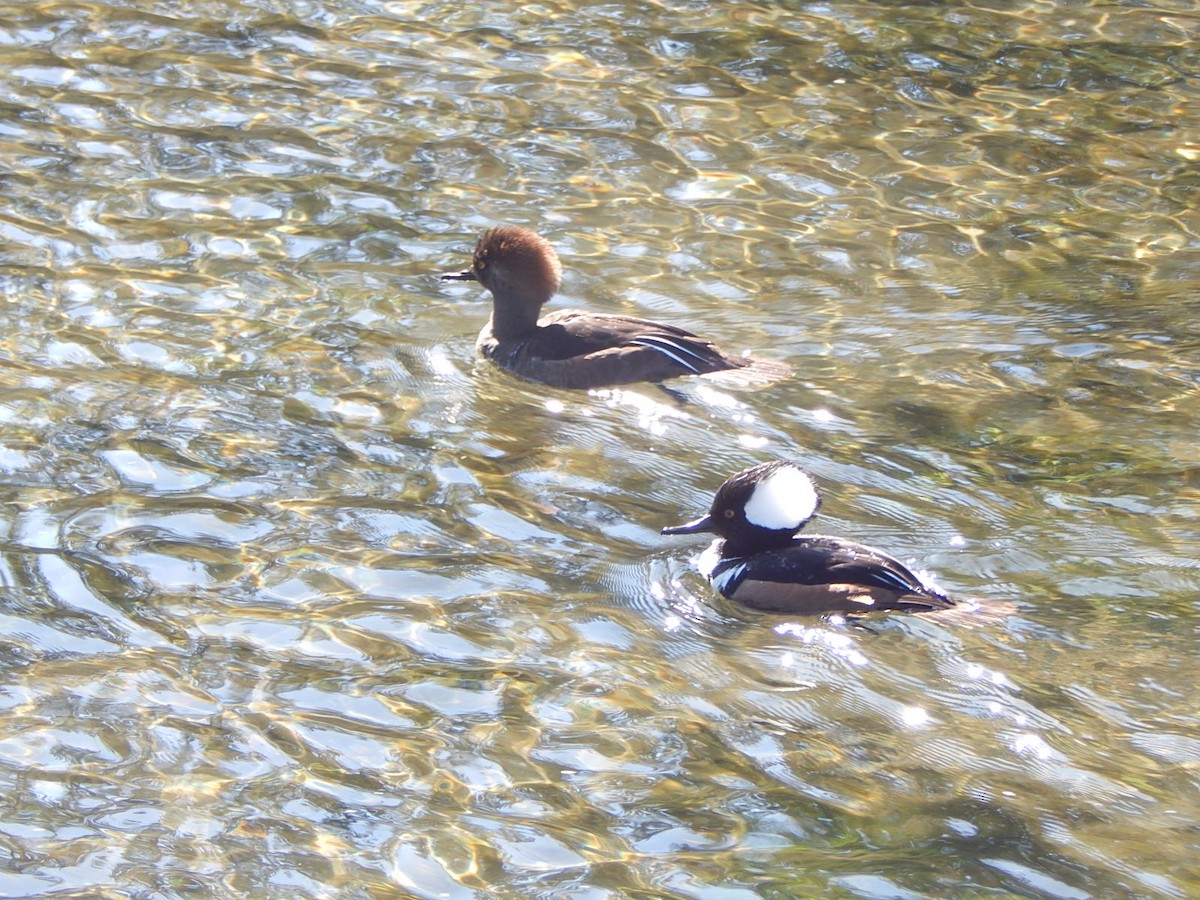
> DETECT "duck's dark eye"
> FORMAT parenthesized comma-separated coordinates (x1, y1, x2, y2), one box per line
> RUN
(723, 508, 735, 519)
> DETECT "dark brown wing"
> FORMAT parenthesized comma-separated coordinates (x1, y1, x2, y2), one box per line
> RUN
(539, 311, 738, 365)
(716, 536, 955, 615)
(481, 310, 787, 389)
(727, 579, 953, 615)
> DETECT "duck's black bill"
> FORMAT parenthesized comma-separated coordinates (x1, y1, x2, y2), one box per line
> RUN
(661, 514, 715, 536)
(440, 269, 477, 282)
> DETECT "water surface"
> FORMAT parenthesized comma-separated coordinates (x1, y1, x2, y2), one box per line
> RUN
(0, 0, 1198, 897)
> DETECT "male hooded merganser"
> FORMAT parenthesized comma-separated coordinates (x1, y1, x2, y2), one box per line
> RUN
(441, 226, 789, 390)
(662, 460, 958, 616)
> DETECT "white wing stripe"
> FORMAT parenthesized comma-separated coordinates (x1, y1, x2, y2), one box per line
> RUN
(628, 336, 709, 373)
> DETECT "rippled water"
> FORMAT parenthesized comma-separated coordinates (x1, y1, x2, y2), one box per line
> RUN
(0, 0, 1198, 896)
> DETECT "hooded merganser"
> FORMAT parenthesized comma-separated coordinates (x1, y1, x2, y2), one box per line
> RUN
(662, 460, 958, 616)
(440, 226, 789, 390)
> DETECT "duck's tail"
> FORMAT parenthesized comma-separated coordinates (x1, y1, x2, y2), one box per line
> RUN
(917, 596, 1019, 628)
(704, 355, 792, 386)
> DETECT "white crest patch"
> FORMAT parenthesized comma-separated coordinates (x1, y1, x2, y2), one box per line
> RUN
(743, 465, 818, 531)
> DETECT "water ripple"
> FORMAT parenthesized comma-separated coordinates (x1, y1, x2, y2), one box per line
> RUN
(0, 0, 1196, 897)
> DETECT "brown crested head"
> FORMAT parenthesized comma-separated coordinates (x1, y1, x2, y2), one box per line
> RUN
(471, 226, 563, 309)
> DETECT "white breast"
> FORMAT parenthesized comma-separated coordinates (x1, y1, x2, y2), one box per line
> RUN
(697, 539, 724, 579)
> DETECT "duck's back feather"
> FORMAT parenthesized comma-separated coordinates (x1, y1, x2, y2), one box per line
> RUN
(478, 309, 787, 389)
(711, 535, 956, 615)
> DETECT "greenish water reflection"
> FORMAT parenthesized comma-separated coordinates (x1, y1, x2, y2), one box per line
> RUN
(0, 0, 1197, 897)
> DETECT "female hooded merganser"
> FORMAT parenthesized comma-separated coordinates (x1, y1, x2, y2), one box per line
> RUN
(441, 226, 789, 390)
(662, 460, 958, 616)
